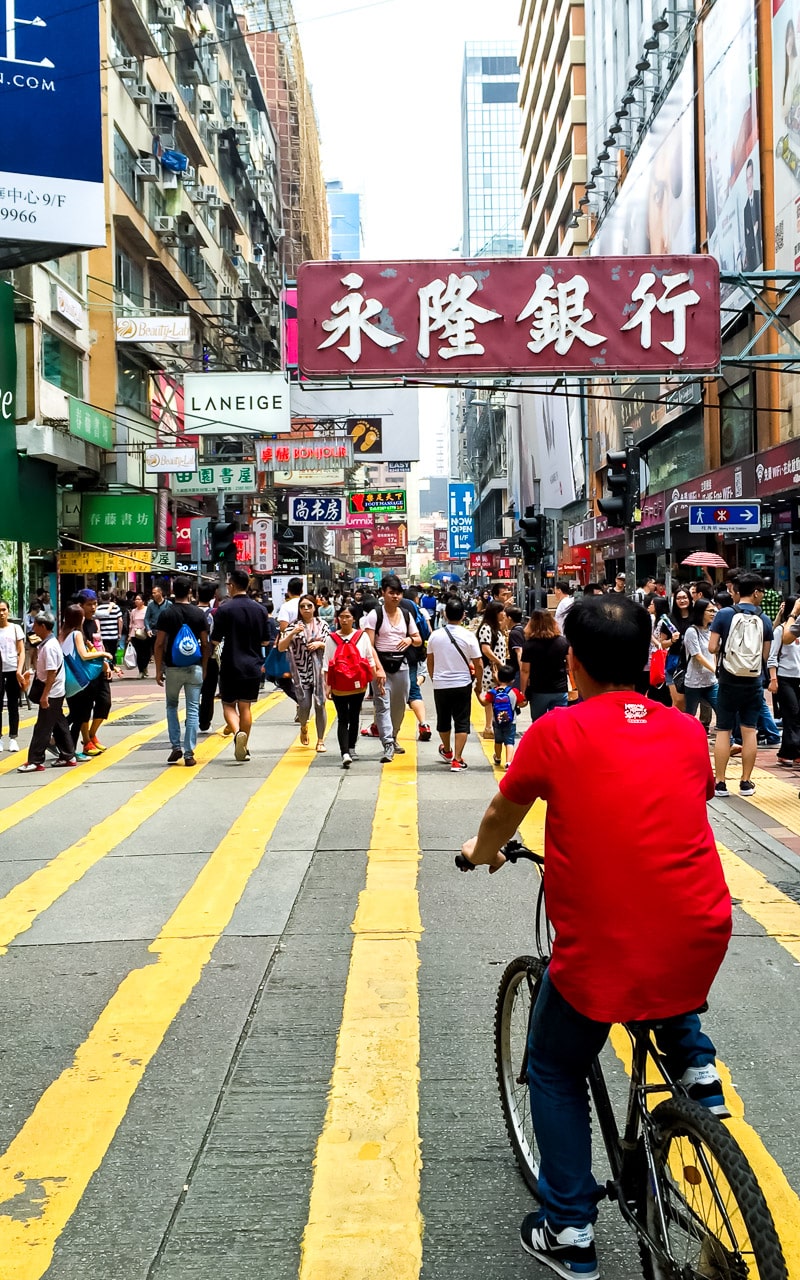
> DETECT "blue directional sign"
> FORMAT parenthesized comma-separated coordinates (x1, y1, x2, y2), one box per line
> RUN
(688, 502, 761, 534)
(448, 483, 475, 558)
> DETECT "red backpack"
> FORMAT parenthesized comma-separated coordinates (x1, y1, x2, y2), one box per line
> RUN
(328, 630, 373, 693)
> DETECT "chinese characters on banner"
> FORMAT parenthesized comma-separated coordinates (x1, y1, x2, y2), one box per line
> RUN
(433, 528, 449, 561)
(172, 464, 258, 495)
(297, 258, 721, 378)
(256, 441, 353, 471)
(347, 491, 407, 515)
(252, 518, 275, 573)
(288, 495, 346, 526)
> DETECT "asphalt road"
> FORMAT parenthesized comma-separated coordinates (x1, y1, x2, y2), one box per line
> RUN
(0, 677, 798, 1280)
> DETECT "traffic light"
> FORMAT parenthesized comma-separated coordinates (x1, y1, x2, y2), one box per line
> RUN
(209, 520, 237, 565)
(598, 448, 641, 528)
(518, 509, 545, 567)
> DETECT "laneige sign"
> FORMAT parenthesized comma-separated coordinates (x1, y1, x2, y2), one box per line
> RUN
(183, 372, 291, 435)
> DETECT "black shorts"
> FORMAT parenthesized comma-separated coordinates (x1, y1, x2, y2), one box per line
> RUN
(219, 675, 260, 705)
(433, 684, 472, 735)
(715, 680, 762, 731)
(71, 674, 111, 722)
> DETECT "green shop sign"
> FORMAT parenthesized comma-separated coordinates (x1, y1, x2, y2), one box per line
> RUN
(81, 493, 155, 545)
(69, 398, 113, 449)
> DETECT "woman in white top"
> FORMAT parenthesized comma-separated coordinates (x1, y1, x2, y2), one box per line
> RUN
(768, 596, 800, 766)
(682, 599, 718, 724)
(0, 600, 25, 751)
(322, 604, 379, 768)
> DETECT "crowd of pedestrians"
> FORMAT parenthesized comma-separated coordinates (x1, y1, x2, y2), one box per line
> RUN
(7, 567, 793, 793)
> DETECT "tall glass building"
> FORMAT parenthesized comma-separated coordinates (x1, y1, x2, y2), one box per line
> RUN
(461, 43, 523, 258)
(326, 181, 363, 260)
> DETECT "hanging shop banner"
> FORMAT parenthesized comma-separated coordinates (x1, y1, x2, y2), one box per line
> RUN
(290, 386, 420, 460)
(774, 0, 800, 269)
(171, 464, 259, 495)
(434, 528, 449, 560)
(346, 511, 374, 530)
(183, 372, 290, 435)
(288, 495, 346, 526)
(144, 446, 197, 473)
(0, 0, 105, 264)
(252, 517, 275, 574)
(255, 440, 353, 471)
(448, 483, 475, 558)
(116, 316, 191, 344)
(68, 398, 113, 449)
(469, 551, 494, 570)
(703, 0, 762, 308)
(59, 549, 164, 573)
(372, 522, 407, 549)
(347, 490, 407, 515)
(80, 494, 156, 546)
(297, 250, 720, 377)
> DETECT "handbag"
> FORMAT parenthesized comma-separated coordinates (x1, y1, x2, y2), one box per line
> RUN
(264, 644, 291, 681)
(673, 666, 686, 694)
(649, 646, 667, 686)
(29, 676, 46, 704)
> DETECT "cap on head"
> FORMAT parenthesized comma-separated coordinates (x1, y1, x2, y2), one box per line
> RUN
(78, 589, 97, 602)
(615, 572, 626, 581)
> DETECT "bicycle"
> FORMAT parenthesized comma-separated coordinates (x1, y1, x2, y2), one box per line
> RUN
(456, 839, 787, 1280)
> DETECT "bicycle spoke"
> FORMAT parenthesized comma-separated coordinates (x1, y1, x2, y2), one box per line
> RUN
(658, 1132, 756, 1276)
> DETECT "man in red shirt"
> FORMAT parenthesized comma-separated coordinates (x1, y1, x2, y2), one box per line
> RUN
(462, 595, 732, 1280)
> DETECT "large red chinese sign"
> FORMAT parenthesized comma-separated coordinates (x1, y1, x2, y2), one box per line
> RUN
(297, 257, 721, 378)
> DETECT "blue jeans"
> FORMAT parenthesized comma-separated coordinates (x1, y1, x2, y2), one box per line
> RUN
(528, 691, 568, 722)
(527, 969, 717, 1230)
(165, 664, 202, 754)
(684, 683, 717, 717)
(407, 659, 422, 704)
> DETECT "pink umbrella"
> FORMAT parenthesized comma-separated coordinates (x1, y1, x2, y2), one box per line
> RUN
(681, 552, 729, 568)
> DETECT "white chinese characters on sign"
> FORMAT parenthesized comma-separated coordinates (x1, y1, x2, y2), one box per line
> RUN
(621, 272, 700, 356)
(417, 274, 501, 360)
(516, 275, 606, 356)
(318, 272, 404, 364)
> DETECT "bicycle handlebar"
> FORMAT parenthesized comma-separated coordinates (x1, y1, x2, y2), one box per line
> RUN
(455, 838, 544, 873)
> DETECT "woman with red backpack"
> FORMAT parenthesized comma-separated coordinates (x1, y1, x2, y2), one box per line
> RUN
(323, 604, 382, 768)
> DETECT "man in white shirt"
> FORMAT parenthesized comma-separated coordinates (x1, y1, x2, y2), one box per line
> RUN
(363, 574, 421, 763)
(426, 596, 483, 771)
(18, 613, 77, 772)
(554, 581, 574, 633)
(277, 577, 304, 633)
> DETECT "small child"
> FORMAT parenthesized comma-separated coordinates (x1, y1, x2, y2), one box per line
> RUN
(483, 663, 521, 769)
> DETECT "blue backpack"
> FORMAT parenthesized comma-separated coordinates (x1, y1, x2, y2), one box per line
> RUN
(492, 685, 515, 724)
(171, 618, 202, 666)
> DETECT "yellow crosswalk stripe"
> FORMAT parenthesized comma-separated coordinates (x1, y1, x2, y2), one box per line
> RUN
(0, 693, 283, 954)
(8, 690, 154, 737)
(0, 705, 318, 1280)
(0, 701, 151, 777)
(299, 710, 423, 1280)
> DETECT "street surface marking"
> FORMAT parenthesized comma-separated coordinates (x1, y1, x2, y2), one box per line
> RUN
(741, 765, 800, 836)
(0, 705, 318, 1280)
(10, 689, 155, 736)
(0, 693, 282, 954)
(299, 710, 423, 1280)
(717, 840, 800, 965)
(0, 701, 150, 777)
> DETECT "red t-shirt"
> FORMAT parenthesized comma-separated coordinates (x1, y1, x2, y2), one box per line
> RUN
(499, 692, 732, 1023)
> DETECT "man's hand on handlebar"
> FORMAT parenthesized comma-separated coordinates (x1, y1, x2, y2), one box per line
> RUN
(460, 836, 507, 874)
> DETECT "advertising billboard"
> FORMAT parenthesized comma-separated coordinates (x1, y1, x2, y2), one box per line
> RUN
(183, 372, 290, 435)
(591, 58, 696, 258)
(774, 0, 800, 269)
(297, 253, 720, 377)
(704, 0, 761, 308)
(0, 0, 104, 265)
(289, 385, 420, 460)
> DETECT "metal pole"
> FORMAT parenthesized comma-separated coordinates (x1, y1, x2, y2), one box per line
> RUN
(623, 428, 637, 597)
(663, 501, 689, 600)
(217, 489, 227, 598)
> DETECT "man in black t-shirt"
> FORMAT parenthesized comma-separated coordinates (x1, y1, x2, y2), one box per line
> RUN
(212, 567, 270, 762)
(154, 577, 209, 768)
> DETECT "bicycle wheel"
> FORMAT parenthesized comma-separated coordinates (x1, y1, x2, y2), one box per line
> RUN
(638, 1096, 787, 1280)
(494, 954, 546, 1196)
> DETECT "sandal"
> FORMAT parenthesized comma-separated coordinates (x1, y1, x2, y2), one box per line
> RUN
(493, 755, 502, 766)
(300, 725, 309, 746)
(315, 742, 327, 753)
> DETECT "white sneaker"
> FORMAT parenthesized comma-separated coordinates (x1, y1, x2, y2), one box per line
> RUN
(342, 753, 352, 769)
(7, 738, 18, 753)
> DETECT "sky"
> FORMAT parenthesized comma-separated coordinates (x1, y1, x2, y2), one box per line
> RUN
(291, 0, 520, 260)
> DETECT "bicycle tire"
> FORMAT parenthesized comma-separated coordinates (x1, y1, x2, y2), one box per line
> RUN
(494, 954, 546, 1196)
(638, 1096, 787, 1280)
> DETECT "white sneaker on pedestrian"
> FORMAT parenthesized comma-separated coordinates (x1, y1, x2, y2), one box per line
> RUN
(7, 739, 19, 753)
(342, 753, 352, 769)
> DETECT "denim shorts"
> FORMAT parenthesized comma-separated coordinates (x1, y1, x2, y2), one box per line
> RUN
(494, 718, 517, 746)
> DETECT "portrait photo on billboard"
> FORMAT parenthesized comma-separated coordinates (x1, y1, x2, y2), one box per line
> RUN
(774, 0, 800, 270)
(591, 57, 696, 257)
(704, 0, 762, 308)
